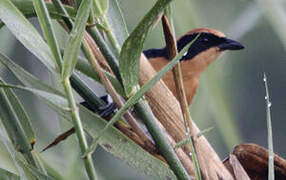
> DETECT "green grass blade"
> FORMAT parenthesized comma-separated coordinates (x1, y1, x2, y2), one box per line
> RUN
(188, 137, 201, 180)
(0, 84, 36, 167)
(32, 0, 63, 70)
(62, 0, 92, 78)
(263, 73, 274, 180)
(0, 0, 56, 72)
(173, 138, 191, 150)
(2, 84, 35, 147)
(119, 0, 173, 96)
(196, 127, 214, 138)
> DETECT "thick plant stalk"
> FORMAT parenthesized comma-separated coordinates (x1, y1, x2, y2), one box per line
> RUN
(134, 101, 191, 180)
(87, 26, 122, 82)
(139, 55, 234, 179)
(63, 78, 97, 180)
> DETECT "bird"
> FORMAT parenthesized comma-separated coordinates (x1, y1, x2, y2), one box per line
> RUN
(81, 28, 244, 114)
(46, 28, 244, 152)
(143, 28, 244, 105)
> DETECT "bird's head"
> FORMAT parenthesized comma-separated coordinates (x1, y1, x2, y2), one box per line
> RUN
(178, 28, 244, 63)
(144, 28, 244, 104)
(144, 28, 244, 67)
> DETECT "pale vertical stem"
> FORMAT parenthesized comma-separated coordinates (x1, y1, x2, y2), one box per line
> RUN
(63, 78, 97, 180)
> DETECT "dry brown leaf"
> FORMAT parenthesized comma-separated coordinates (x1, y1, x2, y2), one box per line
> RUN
(224, 143, 286, 180)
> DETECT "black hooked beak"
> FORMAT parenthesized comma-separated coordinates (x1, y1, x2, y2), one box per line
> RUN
(219, 38, 244, 51)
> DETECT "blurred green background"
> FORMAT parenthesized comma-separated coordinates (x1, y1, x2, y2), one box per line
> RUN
(0, 0, 286, 179)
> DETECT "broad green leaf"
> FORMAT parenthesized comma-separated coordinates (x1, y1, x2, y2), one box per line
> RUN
(0, 0, 56, 72)
(119, 0, 172, 96)
(93, 0, 108, 17)
(2, 83, 35, 146)
(0, 168, 20, 180)
(105, 0, 128, 47)
(62, 0, 92, 78)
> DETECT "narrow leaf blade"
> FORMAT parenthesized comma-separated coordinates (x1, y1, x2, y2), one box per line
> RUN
(263, 73, 274, 180)
(32, 0, 63, 69)
(0, 86, 36, 167)
(3, 84, 35, 146)
(62, 0, 92, 78)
